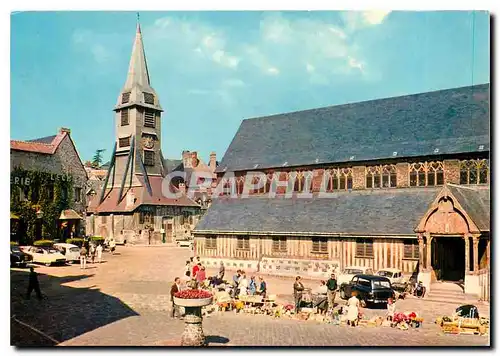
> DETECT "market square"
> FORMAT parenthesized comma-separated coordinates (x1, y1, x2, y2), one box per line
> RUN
(10, 10, 490, 347)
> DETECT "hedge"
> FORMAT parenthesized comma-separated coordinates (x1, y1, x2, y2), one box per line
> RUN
(33, 240, 54, 247)
(91, 236, 105, 242)
(66, 238, 84, 246)
(10, 241, 18, 246)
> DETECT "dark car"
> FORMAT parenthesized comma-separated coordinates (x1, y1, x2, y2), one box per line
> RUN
(339, 274, 395, 307)
(10, 245, 32, 268)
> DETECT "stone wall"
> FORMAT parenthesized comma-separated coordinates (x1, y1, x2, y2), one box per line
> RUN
(352, 166, 366, 189)
(443, 159, 460, 184)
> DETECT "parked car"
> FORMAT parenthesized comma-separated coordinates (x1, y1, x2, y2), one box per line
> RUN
(10, 245, 32, 267)
(23, 246, 66, 267)
(375, 268, 406, 286)
(339, 274, 395, 307)
(337, 266, 374, 290)
(53, 243, 80, 264)
(176, 239, 193, 248)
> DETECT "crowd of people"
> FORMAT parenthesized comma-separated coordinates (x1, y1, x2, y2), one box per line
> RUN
(78, 238, 115, 270)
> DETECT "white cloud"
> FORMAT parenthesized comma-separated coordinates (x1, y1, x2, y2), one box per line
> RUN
(362, 11, 392, 25)
(71, 29, 116, 63)
(267, 67, 280, 75)
(341, 11, 392, 32)
(148, 17, 240, 70)
(348, 56, 364, 72)
(306, 63, 315, 73)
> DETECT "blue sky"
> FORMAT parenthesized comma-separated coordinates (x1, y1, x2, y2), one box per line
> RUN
(11, 11, 489, 164)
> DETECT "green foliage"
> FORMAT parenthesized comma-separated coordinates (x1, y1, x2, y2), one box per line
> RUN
(91, 236, 105, 242)
(10, 241, 18, 246)
(92, 149, 106, 168)
(33, 239, 54, 247)
(10, 168, 74, 245)
(66, 238, 84, 246)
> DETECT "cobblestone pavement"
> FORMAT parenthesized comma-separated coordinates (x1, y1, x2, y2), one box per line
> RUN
(11, 246, 490, 347)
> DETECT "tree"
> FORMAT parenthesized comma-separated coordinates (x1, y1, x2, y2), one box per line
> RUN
(92, 149, 106, 168)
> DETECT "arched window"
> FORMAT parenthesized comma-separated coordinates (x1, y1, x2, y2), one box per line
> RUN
(409, 161, 444, 187)
(236, 176, 245, 195)
(221, 178, 234, 196)
(325, 168, 353, 191)
(265, 172, 273, 193)
(293, 171, 312, 193)
(366, 165, 396, 189)
(460, 159, 489, 185)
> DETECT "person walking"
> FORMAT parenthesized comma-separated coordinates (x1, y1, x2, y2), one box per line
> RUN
(26, 267, 43, 300)
(90, 243, 96, 264)
(347, 290, 361, 327)
(218, 261, 225, 280)
(170, 277, 182, 319)
(109, 238, 116, 255)
(96, 243, 103, 264)
(80, 245, 87, 269)
(326, 273, 338, 311)
(293, 276, 305, 314)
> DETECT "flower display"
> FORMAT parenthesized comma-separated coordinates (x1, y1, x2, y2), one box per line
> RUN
(174, 289, 212, 299)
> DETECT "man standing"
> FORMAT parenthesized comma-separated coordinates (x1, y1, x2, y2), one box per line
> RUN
(218, 261, 225, 280)
(293, 276, 305, 314)
(80, 245, 87, 269)
(26, 267, 43, 300)
(170, 277, 182, 319)
(96, 243, 103, 264)
(326, 273, 338, 311)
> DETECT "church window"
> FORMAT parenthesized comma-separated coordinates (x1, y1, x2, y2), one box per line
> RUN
(236, 176, 245, 195)
(460, 159, 489, 185)
(144, 110, 156, 128)
(121, 109, 129, 126)
(403, 240, 419, 259)
(221, 177, 234, 196)
(119, 136, 130, 148)
(121, 92, 131, 104)
(366, 165, 396, 189)
(356, 238, 374, 258)
(292, 171, 313, 193)
(144, 150, 155, 166)
(205, 236, 217, 249)
(325, 167, 353, 191)
(272, 237, 287, 252)
(74, 187, 82, 203)
(312, 237, 328, 253)
(409, 161, 444, 187)
(143, 92, 155, 105)
(237, 236, 250, 250)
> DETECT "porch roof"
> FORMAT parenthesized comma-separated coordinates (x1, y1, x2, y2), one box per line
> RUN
(59, 209, 83, 220)
(194, 188, 441, 236)
(447, 184, 490, 231)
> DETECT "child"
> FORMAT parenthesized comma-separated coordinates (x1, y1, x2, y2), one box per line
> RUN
(386, 298, 396, 321)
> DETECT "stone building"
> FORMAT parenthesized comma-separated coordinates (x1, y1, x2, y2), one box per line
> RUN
(165, 150, 219, 209)
(193, 83, 490, 300)
(86, 22, 201, 244)
(10, 127, 88, 241)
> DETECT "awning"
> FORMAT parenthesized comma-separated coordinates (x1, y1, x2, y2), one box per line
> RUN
(10, 213, 20, 220)
(59, 209, 83, 220)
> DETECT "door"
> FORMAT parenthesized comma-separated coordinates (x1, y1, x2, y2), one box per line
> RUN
(165, 221, 173, 243)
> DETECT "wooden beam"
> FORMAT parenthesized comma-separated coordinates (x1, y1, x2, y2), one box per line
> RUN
(117, 136, 135, 204)
(464, 234, 470, 274)
(473, 234, 480, 274)
(99, 143, 117, 205)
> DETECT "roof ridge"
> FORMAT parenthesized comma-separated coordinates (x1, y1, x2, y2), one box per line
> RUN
(10, 139, 54, 147)
(243, 83, 490, 123)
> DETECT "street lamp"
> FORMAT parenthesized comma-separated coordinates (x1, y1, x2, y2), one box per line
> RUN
(36, 208, 44, 241)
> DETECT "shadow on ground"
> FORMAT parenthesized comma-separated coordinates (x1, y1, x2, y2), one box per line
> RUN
(206, 335, 230, 345)
(10, 269, 139, 347)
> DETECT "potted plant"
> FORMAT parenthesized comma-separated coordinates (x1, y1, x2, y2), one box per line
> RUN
(173, 280, 213, 346)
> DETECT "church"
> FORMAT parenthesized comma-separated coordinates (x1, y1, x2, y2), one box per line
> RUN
(193, 83, 490, 301)
(86, 21, 201, 244)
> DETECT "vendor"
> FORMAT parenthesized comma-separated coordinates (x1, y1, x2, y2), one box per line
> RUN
(314, 280, 327, 295)
(346, 291, 361, 327)
(386, 298, 396, 321)
(257, 276, 267, 298)
(249, 276, 257, 295)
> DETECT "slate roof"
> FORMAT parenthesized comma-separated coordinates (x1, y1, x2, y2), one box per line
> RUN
(447, 184, 490, 231)
(217, 84, 490, 172)
(194, 188, 441, 236)
(11, 131, 67, 154)
(28, 135, 57, 144)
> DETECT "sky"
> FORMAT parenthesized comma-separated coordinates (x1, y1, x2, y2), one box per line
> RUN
(11, 10, 490, 164)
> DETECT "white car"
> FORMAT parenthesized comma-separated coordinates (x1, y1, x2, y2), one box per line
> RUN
(337, 266, 374, 297)
(23, 246, 66, 267)
(376, 268, 405, 286)
(176, 239, 193, 248)
(53, 243, 80, 264)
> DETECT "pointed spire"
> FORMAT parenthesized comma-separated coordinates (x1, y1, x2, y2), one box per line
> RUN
(124, 13, 150, 89)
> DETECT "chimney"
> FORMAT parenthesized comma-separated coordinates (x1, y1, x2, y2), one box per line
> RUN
(59, 127, 71, 135)
(179, 182, 186, 194)
(182, 150, 192, 168)
(191, 152, 198, 168)
(209, 152, 217, 172)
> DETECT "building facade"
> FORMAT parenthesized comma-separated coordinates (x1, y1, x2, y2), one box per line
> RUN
(10, 127, 88, 243)
(193, 84, 490, 300)
(86, 21, 201, 244)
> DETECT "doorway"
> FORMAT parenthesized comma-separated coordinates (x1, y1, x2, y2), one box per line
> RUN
(432, 236, 465, 281)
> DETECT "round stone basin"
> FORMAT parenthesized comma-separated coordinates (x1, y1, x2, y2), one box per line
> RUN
(173, 296, 213, 307)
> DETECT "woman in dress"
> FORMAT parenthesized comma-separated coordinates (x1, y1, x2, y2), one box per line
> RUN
(238, 271, 248, 296)
(346, 290, 361, 327)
